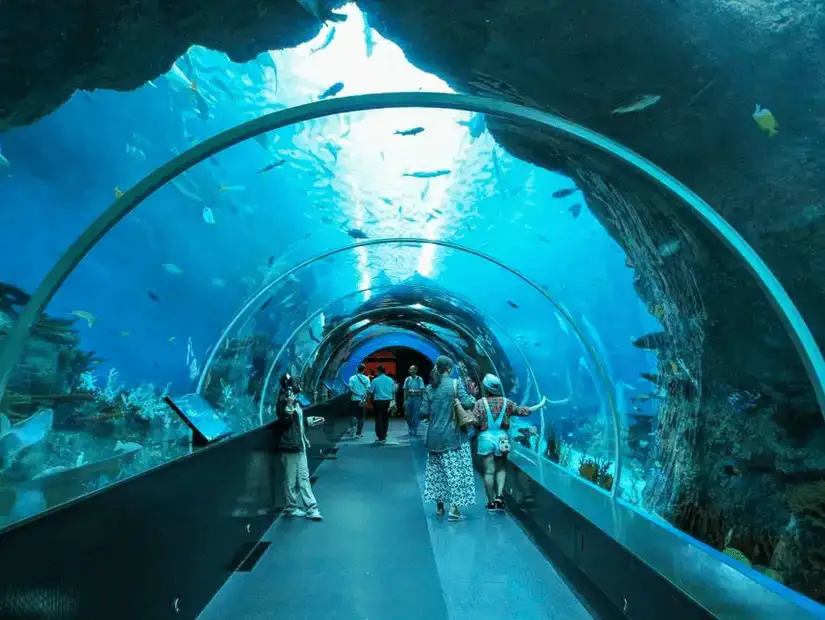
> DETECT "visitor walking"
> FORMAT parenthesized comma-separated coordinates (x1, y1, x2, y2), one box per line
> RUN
(403, 365, 425, 437)
(368, 365, 395, 444)
(347, 363, 370, 439)
(420, 355, 477, 521)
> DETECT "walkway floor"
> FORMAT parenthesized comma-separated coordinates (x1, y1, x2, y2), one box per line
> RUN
(199, 420, 593, 620)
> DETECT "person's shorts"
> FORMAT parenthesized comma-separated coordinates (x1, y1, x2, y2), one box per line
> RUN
(477, 430, 507, 457)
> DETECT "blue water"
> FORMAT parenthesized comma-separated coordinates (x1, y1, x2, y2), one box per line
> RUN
(0, 2, 660, 533)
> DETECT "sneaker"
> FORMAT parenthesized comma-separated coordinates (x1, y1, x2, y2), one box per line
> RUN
(285, 508, 307, 517)
(306, 509, 323, 521)
(486, 501, 497, 512)
(356, 434, 363, 438)
(374, 438, 386, 445)
(493, 497, 505, 511)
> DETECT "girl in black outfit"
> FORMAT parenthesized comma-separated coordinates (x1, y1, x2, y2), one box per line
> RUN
(275, 374, 324, 520)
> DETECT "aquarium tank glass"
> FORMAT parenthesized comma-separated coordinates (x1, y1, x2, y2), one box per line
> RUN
(1, 0, 824, 608)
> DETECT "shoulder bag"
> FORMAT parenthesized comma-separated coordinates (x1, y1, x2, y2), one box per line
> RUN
(453, 379, 477, 429)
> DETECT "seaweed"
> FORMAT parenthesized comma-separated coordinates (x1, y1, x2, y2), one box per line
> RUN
(578, 454, 614, 491)
(670, 498, 778, 567)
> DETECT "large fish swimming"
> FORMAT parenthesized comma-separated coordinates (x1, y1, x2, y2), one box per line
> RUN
(403, 169, 451, 179)
(310, 26, 337, 54)
(458, 114, 486, 138)
(319, 82, 345, 100)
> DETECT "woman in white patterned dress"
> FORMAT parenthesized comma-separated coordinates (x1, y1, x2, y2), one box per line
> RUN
(420, 355, 477, 521)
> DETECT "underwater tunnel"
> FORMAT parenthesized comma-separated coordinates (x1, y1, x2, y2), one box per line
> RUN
(2, 11, 825, 620)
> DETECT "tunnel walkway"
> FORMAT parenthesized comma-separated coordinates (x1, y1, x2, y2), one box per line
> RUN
(199, 420, 593, 620)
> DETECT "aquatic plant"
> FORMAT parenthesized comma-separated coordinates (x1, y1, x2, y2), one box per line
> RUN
(670, 499, 779, 569)
(578, 455, 614, 491)
(544, 427, 572, 469)
(787, 481, 825, 528)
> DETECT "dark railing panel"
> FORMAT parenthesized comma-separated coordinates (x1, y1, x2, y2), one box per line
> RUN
(0, 395, 350, 620)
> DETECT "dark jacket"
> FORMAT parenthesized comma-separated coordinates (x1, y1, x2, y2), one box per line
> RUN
(274, 404, 310, 453)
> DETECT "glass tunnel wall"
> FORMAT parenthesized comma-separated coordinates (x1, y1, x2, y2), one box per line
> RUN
(0, 6, 824, 608)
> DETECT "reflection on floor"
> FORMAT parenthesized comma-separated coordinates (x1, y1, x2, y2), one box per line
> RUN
(199, 419, 593, 620)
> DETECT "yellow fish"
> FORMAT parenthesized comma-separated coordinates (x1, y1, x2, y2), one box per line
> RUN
(652, 304, 664, 319)
(670, 360, 679, 373)
(70, 310, 96, 328)
(120, 331, 131, 337)
(752, 105, 778, 136)
(168, 336, 176, 343)
(114, 187, 124, 199)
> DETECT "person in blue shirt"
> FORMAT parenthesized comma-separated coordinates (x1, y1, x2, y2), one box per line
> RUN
(403, 365, 426, 437)
(346, 363, 371, 439)
(368, 364, 395, 444)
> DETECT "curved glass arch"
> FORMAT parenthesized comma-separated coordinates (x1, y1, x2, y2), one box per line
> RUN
(279, 305, 503, 402)
(1, 88, 823, 610)
(309, 322, 478, 394)
(196, 237, 605, 404)
(257, 282, 542, 416)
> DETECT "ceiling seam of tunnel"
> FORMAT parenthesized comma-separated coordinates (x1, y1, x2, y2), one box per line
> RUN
(8, 93, 821, 498)
(309, 288, 543, 402)
(298, 316, 491, 408)
(301, 309, 500, 391)
(259, 305, 502, 417)
(251, 283, 544, 421)
(300, 297, 544, 431)
(255, 283, 481, 421)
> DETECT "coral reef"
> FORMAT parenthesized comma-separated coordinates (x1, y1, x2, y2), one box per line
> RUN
(0, 282, 103, 418)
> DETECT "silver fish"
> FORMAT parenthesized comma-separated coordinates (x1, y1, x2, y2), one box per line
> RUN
(403, 169, 451, 179)
(612, 94, 662, 115)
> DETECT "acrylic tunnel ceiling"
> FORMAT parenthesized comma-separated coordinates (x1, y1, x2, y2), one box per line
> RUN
(4, 1, 825, 606)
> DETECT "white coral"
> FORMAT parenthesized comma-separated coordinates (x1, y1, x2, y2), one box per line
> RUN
(121, 381, 171, 420)
(102, 368, 122, 403)
(77, 372, 98, 393)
